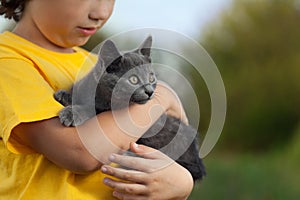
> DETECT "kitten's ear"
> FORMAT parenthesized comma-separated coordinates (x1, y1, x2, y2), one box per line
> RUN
(99, 39, 122, 67)
(137, 35, 152, 58)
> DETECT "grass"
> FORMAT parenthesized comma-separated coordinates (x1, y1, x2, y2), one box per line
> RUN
(188, 148, 300, 200)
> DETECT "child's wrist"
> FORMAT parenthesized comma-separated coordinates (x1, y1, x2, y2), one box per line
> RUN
(155, 81, 188, 123)
(155, 82, 173, 109)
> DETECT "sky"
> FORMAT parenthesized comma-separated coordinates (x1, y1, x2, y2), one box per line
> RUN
(102, 0, 232, 39)
(0, 0, 231, 38)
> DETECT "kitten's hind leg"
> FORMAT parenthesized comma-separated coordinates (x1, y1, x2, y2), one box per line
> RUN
(54, 90, 72, 106)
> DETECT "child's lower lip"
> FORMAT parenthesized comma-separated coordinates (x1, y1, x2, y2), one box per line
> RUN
(78, 27, 97, 36)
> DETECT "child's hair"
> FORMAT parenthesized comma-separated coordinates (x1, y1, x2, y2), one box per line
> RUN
(0, 0, 26, 22)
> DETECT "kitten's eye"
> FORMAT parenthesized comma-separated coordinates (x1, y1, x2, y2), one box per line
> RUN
(129, 75, 139, 85)
(149, 73, 155, 83)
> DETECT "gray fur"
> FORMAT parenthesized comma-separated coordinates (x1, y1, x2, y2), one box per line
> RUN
(54, 36, 205, 181)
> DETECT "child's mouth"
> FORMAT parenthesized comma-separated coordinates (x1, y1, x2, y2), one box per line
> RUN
(78, 27, 97, 36)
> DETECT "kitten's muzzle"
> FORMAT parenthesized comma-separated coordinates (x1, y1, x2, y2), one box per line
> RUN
(131, 84, 155, 104)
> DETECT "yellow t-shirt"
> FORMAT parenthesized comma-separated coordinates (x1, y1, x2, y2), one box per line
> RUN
(0, 31, 115, 200)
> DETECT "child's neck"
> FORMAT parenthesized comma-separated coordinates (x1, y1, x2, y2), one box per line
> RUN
(13, 24, 75, 54)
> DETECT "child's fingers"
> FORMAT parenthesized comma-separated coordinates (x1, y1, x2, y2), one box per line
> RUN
(110, 142, 174, 172)
(101, 165, 145, 183)
(107, 153, 157, 173)
(129, 142, 173, 161)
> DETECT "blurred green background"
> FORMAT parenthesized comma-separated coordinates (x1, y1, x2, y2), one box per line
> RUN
(1, 0, 299, 199)
(190, 0, 300, 199)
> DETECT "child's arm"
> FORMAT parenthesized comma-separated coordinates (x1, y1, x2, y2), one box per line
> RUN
(11, 82, 187, 174)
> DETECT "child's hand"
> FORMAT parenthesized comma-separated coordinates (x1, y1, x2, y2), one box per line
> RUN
(101, 142, 193, 200)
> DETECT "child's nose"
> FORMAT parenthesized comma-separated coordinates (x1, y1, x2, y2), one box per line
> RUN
(89, 1, 113, 21)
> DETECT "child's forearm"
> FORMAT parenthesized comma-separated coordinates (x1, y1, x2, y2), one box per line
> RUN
(10, 117, 101, 174)
(10, 103, 162, 173)
(10, 102, 164, 174)
(10, 82, 185, 173)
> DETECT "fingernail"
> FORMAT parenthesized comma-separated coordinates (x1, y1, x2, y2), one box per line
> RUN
(133, 142, 139, 149)
(113, 191, 121, 198)
(103, 178, 109, 184)
(101, 166, 107, 173)
(109, 154, 115, 161)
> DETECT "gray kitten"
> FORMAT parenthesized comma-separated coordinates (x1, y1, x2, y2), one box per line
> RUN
(54, 37, 155, 126)
(54, 36, 205, 181)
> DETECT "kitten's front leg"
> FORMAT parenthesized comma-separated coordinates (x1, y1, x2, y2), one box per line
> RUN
(54, 90, 72, 106)
(59, 105, 94, 126)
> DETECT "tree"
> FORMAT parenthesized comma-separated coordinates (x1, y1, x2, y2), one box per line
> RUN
(199, 0, 300, 151)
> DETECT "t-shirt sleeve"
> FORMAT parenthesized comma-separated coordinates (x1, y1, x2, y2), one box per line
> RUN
(0, 58, 64, 154)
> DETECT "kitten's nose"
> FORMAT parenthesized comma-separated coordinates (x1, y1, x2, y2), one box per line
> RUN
(144, 85, 154, 98)
(145, 90, 153, 98)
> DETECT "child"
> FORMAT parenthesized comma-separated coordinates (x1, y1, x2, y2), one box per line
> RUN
(0, 0, 194, 199)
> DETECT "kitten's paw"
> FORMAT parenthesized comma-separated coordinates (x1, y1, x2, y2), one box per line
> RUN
(59, 106, 75, 126)
(70, 109, 86, 126)
(59, 106, 86, 126)
(54, 90, 71, 106)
